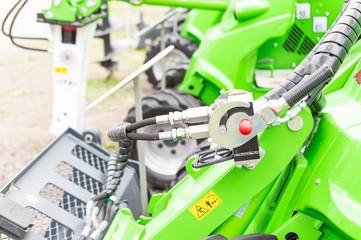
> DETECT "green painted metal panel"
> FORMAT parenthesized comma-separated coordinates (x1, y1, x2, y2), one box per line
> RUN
(105, 109, 314, 239)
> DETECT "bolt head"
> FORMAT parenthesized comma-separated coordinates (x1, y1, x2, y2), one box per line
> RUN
(219, 125, 227, 134)
(288, 116, 303, 132)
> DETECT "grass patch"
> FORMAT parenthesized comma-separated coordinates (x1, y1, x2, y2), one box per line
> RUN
(87, 77, 120, 100)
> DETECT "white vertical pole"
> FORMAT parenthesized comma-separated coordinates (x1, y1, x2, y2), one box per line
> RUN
(134, 76, 148, 215)
(160, 22, 166, 90)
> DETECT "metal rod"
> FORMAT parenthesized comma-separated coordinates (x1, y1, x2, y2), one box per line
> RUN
(86, 45, 175, 110)
(134, 8, 185, 38)
(160, 21, 166, 90)
(134, 76, 148, 215)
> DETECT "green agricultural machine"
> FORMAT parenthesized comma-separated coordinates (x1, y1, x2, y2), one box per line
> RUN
(9, 0, 344, 189)
(124, 0, 344, 189)
(143, 8, 226, 87)
(2, 0, 346, 190)
(1, 0, 361, 239)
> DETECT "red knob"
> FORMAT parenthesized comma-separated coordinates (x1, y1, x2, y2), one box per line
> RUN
(239, 118, 252, 135)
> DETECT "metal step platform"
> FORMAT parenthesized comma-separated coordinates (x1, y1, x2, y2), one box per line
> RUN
(0, 129, 141, 240)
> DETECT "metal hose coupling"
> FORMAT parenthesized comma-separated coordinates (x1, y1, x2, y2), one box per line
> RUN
(108, 122, 130, 142)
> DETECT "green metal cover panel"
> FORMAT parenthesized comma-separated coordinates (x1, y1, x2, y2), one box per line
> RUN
(258, 0, 343, 70)
(179, 0, 296, 104)
(237, 45, 361, 239)
(179, 0, 343, 105)
(181, 9, 225, 45)
(296, 64, 361, 239)
(105, 109, 314, 239)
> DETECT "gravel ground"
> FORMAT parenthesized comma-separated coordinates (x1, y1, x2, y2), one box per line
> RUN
(0, 1, 166, 187)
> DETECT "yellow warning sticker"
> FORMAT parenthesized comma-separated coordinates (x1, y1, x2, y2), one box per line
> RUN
(55, 67, 68, 73)
(189, 190, 223, 221)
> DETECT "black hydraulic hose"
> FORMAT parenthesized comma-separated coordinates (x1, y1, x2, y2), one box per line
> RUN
(8, 0, 48, 52)
(2, 0, 48, 40)
(126, 117, 157, 132)
(2, 0, 22, 36)
(126, 132, 160, 141)
(108, 123, 160, 141)
(282, 64, 334, 106)
(104, 152, 118, 192)
(92, 141, 132, 202)
(104, 201, 113, 222)
(92, 192, 109, 202)
(291, 0, 361, 104)
(308, 1, 361, 72)
(263, 0, 354, 101)
(96, 199, 105, 209)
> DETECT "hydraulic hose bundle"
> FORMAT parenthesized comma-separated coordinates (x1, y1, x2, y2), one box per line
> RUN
(80, 140, 132, 240)
(264, 0, 361, 104)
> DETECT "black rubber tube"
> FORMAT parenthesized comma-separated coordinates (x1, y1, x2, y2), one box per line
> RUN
(92, 192, 109, 202)
(265, 0, 361, 103)
(104, 201, 113, 222)
(8, 0, 48, 52)
(283, 65, 334, 106)
(126, 132, 160, 141)
(263, 0, 354, 101)
(126, 117, 157, 132)
(92, 141, 132, 202)
(2, 0, 48, 40)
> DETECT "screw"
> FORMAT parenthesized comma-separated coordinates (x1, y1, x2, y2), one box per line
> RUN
(315, 178, 321, 185)
(219, 125, 227, 134)
(288, 116, 303, 132)
(84, 134, 93, 143)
